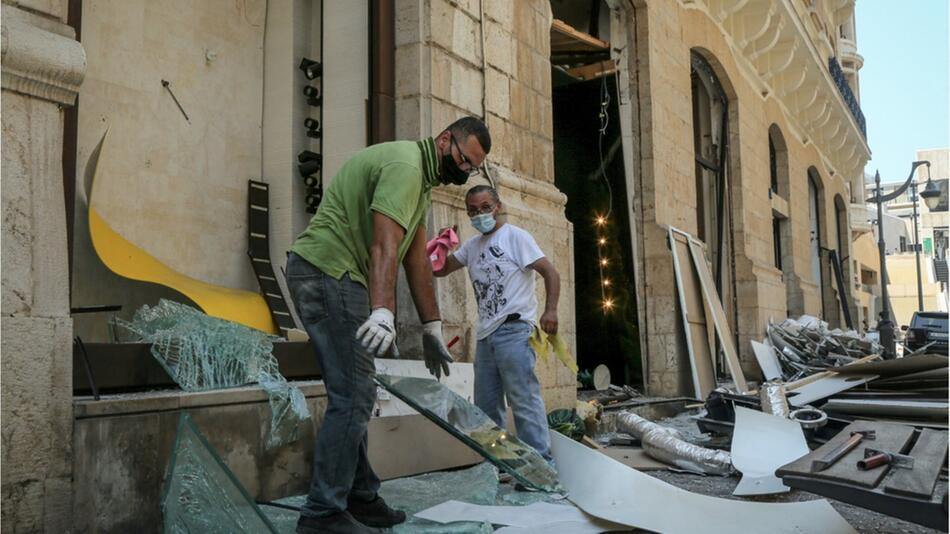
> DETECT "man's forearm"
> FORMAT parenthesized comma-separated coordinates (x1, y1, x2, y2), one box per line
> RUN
(405, 259, 441, 322)
(368, 243, 399, 310)
(404, 227, 441, 322)
(542, 269, 560, 312)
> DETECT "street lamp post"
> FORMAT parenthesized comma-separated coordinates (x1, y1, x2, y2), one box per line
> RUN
(910, 181, 924, 312)
(868, 160, 931, 357)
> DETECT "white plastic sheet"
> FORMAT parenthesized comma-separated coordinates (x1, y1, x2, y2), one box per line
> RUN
(550, 431, 856, 534)
(731, 407, 809, 496)
(752, 339, 783, 381)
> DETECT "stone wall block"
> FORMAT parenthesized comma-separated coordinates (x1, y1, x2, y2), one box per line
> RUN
(509, 79, 529, 128)
(395, 0, 424, 46)
(1, 316, 73, 528)
(483, 0, 513, 25)
(511, 0, 534, 44)
(484, 20, 513, 74)
(395, 43, 424, 98)
(1, 93, 35, 316)
(485, 66, 510, 119)
(485, 113, 513, 169)
(430, 0, 482, 67)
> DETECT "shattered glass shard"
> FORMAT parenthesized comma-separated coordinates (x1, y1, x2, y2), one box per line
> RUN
(375, 375, 562, 492)
(162, 414, 278, 533)
(115, 300, 310, 450)
(258, 373, 311, 450)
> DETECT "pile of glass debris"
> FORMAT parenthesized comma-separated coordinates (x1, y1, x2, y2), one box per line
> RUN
(116, 299, 310, 449)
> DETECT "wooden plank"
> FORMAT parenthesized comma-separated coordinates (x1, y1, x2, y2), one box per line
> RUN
(669, 229, 717, 399)
(581, 435, 603, 450)
(682, 233, 749, 393)
(777, 421, 916, 488)
(565, 60, 616, 81)
(884, 429, 949, 499)
(550, 19, 609, 53)
(784, 354, 880, 391)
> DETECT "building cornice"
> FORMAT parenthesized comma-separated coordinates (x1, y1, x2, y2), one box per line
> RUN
(1, 4, 85, 106)
(679, 0, 870, 180)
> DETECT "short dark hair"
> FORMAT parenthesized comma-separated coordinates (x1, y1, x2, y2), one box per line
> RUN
(465, 185, 500, 203)
(446, 116, 491, 154)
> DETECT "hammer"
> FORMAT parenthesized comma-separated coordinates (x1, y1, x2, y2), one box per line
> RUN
(812, 430, 876, 472)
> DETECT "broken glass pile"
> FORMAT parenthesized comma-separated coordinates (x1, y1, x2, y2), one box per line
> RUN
(375, 375, 562, 492)
(116, 299, 309, 449)
(163, 414, 279, 533)
(262, 463, 500, 533)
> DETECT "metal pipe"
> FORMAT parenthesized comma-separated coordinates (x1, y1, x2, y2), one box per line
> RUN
(368, 0, 395, 144)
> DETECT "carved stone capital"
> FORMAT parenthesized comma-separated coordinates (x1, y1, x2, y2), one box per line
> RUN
(1, 4, 85, 106)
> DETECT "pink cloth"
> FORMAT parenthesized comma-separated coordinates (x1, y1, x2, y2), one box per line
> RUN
(426, 227, 460, 271)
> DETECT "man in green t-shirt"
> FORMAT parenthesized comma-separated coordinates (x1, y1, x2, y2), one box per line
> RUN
(286, 117, 491, 534)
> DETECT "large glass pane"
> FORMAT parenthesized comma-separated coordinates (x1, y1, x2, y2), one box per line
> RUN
(375, 375, 562, 492)
(162, 414, 278, 533)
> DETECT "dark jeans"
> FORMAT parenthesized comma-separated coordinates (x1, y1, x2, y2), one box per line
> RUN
(285, 253, 380, 518)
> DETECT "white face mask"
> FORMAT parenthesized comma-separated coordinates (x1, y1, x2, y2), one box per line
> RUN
(470, 213, 496, 233)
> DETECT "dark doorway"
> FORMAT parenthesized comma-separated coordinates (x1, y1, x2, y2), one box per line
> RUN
(553, 74, 641, 388)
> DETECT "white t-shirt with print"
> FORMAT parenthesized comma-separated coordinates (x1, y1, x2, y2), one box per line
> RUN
(452, 223, 545, 340)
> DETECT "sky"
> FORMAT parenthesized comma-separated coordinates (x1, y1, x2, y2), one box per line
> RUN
(856, 0, 949, 184)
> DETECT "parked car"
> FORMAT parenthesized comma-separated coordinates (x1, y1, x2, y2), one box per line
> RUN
(902, 311, 949, 354)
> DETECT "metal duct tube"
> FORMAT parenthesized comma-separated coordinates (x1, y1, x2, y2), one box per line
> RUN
(616, 411, 733, 475)
(760, 381, 790, 418)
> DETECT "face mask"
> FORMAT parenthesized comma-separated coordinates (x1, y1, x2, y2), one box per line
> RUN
(439, 152, 470, 185)
(471, 213, 496, 234)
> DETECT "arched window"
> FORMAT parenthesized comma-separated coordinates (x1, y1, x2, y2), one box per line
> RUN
(768, 125, 801, 315)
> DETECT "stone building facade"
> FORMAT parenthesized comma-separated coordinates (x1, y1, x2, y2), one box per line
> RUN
(611, 0, 871, 393)
(2, 0, 872, 530)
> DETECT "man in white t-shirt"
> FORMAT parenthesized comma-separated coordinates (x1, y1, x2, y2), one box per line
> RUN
(434, 185, 560, 461)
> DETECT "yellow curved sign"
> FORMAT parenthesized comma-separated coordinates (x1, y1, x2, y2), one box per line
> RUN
(88, 131, 277, 334)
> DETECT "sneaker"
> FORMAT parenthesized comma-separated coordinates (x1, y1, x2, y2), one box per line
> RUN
(347, 494, 407, 528)
(296, 511, 383, 534)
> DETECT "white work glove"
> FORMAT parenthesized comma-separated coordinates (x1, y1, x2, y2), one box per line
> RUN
(357, 308, 396, 357)
(422, 320, 453, 379)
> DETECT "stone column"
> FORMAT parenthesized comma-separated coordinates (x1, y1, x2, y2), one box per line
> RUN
(1, 2, 85, 531)
(393, 0, 576, 409)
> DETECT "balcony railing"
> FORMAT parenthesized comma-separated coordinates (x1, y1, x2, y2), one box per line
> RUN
(829, 56, 866, 138)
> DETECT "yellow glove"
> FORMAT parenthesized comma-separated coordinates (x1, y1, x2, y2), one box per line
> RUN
(529, 325, 578, 374)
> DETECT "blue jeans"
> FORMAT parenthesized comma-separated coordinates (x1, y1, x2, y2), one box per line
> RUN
(474, 321, 552, 461)
(285, 253, 380, 518)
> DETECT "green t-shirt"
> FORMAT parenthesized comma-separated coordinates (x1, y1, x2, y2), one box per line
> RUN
(290, 138, 440, 288)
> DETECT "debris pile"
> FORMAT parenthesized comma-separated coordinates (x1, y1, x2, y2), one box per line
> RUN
(759, 315, 882, 382)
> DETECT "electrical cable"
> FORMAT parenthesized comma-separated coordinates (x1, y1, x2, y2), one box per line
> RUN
(597, 73, 614, 220)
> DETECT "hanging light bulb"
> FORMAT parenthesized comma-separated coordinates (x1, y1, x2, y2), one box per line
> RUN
(603, 298, 615, 310)
(603, 279, 611, 287)
(598, 237, 607, 246)
(595, 215, 607, 226)
(600, 258, 608, 266)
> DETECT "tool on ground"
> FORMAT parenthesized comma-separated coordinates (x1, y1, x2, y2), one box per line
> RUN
(858, 448, 915, 471)
(811, 430, 876, 472)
